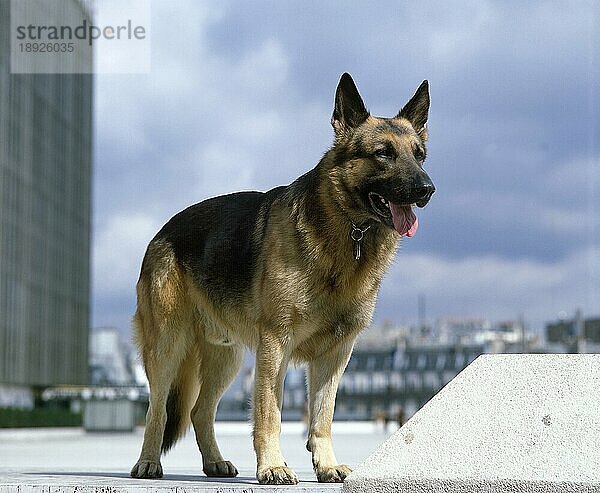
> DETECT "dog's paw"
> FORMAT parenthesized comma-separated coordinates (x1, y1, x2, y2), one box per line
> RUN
(130, 459, 163, 479)
(316, 464, 352, 483)
(203, 460, 238, 477)
(257, 466, 299, 485)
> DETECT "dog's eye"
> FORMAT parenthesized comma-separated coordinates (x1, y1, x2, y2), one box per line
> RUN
(374, 148, 394, 160)
(414, 146, 426, 162)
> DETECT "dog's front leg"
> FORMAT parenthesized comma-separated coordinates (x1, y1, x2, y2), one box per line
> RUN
(307, 339, 354, 482)
(253, 333, 298, 485)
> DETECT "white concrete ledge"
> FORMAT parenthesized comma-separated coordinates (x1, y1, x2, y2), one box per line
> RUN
(343, 354, 600, 493)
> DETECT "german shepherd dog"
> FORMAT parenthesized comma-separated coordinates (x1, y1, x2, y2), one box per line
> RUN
(130, 73, 435, 484)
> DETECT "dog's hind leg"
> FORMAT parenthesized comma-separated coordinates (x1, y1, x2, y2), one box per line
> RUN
(130, 319, 187, 479)
(191, 339, 244, 477)
(131, 247, 196, 479)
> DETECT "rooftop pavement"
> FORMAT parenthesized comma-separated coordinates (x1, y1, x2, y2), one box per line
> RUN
(0, 422, 388, 492)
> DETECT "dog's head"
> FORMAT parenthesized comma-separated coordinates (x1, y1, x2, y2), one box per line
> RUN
(328, 73, 435, 237)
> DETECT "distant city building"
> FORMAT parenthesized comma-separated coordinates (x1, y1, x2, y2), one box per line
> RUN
(336, 342, 484, 420)
(546, 319, 577, 346)
(436, 317, 492, 345)
(275, 340, 485, 422)
(545, 313, 600, 353)
(89, 327, 137, 386)
(0, 0, 93, 408)
(584, 319, 600, 343)
(326, 318, 531, 421)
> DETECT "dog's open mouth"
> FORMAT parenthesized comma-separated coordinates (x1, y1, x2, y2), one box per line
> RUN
(368, 192, 418, 237)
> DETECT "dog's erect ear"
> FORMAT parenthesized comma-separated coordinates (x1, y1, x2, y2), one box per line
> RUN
(397, 80, 430, 141)
(331, 73, 369, 136)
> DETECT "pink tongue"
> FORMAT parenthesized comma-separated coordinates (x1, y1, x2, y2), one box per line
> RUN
(390, 203, 418, 237)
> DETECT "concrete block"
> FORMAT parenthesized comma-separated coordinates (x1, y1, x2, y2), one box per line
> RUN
(343, 354, 600, 493)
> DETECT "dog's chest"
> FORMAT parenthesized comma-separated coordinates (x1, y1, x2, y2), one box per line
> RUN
(290, 273, 379, 346)
(289, 295, 372, 361)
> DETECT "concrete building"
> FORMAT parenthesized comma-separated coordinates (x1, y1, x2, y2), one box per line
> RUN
(0, 0, 93, 408)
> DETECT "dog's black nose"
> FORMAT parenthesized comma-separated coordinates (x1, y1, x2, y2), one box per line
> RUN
(413, 183, 435, 207)
(414, 183, 435, 201)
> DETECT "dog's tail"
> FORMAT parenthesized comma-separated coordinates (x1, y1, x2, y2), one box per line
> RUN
(161, 350, 200, 454)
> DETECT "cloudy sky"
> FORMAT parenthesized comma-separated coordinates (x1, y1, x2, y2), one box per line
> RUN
(93, 1, 599, 335)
